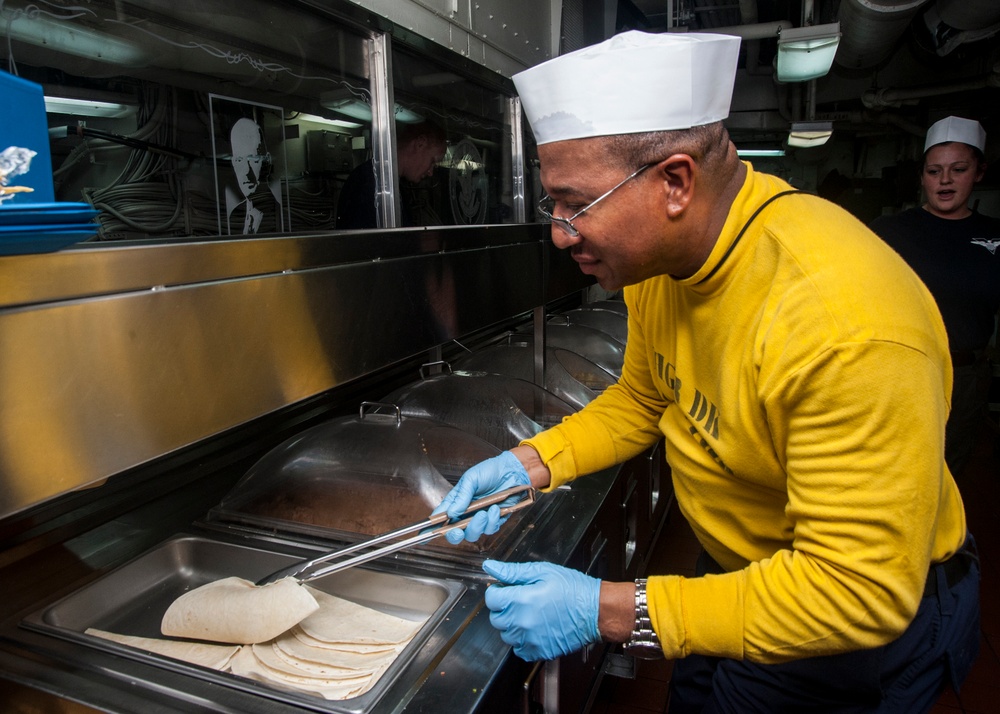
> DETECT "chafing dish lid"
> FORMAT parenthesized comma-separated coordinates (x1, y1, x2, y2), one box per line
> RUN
(212, 410, 500, 537)
(551, 308, 628, 346)
(381, 371, 576, 451)
(454, 340, 617, 410)
(585, 299, 627, 315)
(516, 323, 624, 377)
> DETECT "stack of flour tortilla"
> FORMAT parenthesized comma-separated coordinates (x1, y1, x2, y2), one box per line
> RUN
(86, 576, 425, 701)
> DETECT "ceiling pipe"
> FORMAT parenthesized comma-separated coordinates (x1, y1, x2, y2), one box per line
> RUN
(707, 20, 793, 40)
(861, 65, 1000, 108)
(802, 0, 815, 25)
(736, 0, 773, 76)
(835, 0, 932, 71)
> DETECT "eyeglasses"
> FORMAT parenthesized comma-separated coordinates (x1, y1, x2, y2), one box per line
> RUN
(537, 163, 653, 237)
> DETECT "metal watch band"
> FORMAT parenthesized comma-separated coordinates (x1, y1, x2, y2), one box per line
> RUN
(625, 578, 662, 659)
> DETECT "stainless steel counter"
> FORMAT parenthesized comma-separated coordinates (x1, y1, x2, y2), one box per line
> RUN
(0, 455, 623, 714)
(0, 225, 667, 713)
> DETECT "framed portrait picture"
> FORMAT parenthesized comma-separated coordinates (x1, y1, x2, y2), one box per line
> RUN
(209, 95, 290, 236)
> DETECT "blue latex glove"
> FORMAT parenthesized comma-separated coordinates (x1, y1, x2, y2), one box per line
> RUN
(431, 451, 531, 544)
(482, 559, 601, 661)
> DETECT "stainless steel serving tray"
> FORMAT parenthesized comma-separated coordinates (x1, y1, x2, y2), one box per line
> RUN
(22, 534, 466, 714)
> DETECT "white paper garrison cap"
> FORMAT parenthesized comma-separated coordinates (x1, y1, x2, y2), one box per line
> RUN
(512, 30, 742, 145)
(924, 116, 986, 153)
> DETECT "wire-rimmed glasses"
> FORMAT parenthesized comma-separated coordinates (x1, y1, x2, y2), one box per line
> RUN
(537, 163, 653, 237)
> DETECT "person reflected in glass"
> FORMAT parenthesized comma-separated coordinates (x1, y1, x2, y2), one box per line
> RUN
(226, 117, 283, 235)
(335, 120, 447, 229)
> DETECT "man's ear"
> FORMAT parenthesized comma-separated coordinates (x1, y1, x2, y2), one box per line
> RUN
(655, 155, 696, 218)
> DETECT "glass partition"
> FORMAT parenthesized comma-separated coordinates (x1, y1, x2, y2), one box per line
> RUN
(1, 0, 375, 240)
(387, 43, 518, 228)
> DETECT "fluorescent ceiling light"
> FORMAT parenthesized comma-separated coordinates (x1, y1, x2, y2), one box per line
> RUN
(776, 22, 841, 82)
(44, 95, 137, 118)
(393, 104, 424, 123)
(320, 91, 424, 124)
(736, 148, 786, 157)
(298, 112, 362, 129)
(320, 96, 372, 122)
(787, 121, 833, 148)
(7, 14, 148, 66)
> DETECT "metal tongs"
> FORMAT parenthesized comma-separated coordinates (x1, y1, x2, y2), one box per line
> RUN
(256, 484, 535, 586)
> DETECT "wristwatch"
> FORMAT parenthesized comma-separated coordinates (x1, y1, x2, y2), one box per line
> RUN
(624, 579, 663, 659)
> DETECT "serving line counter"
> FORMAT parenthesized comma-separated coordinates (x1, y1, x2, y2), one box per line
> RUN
(0, 226, 670, 713)
(0, 460, 623, 714)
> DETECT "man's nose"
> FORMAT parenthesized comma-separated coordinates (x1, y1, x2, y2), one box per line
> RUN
(550, 225, 580, 250)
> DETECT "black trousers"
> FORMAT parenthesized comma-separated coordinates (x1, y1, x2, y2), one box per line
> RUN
(666, 539, 981, 714)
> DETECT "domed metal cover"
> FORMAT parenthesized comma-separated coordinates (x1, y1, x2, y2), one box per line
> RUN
(212, 408, 499, 542)
(381, 370, 576, 451)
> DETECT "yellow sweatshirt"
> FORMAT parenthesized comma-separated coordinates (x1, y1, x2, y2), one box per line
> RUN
(524, 166, 967, 664)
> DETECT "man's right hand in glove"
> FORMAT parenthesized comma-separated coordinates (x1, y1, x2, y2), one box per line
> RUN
(431, 445, 550, 544)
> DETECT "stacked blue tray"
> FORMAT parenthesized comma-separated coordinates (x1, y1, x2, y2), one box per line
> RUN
(0, 202, 100, 255)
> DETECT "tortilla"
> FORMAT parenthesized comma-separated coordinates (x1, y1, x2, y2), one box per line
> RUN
(298, 587, 422, 645)
(85, 628, 239, 670)
(161, 576, 319, 644)
(273, 628, 402, 670)
(252, 641, 378, 679)
(228, 646, 369, 700)
(290, 625, 400, 654)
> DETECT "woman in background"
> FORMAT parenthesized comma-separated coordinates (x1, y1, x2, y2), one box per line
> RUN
(870, 116, 1000, 476)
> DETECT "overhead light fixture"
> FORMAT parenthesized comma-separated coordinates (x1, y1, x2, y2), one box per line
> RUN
(736, 148, 786, 157)
(392, 104, 424, 124)
(7, 14, 148, 66)
(787, 121, 833, 148)
(319, 90, 424, 124)
(298, 112, 362, 129)
(44, 95, 137, 118)
(776, 22, 841, 82)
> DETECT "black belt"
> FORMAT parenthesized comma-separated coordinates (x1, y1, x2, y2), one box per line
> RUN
(924, 542, 978, 597)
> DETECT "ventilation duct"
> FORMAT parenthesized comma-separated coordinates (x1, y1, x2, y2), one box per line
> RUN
(835, 0, 931, 70)
(920, 0, 1000, 57)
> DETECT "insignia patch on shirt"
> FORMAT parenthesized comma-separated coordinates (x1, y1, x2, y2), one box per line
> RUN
(971, 239, 999, 255)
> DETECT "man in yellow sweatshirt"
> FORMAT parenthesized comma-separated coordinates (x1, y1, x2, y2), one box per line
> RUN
(432, 30, 980, 713)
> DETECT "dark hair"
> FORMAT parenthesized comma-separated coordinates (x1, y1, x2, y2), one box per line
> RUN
(397, 119, 447, 147)
(601, 122, 731, 175)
